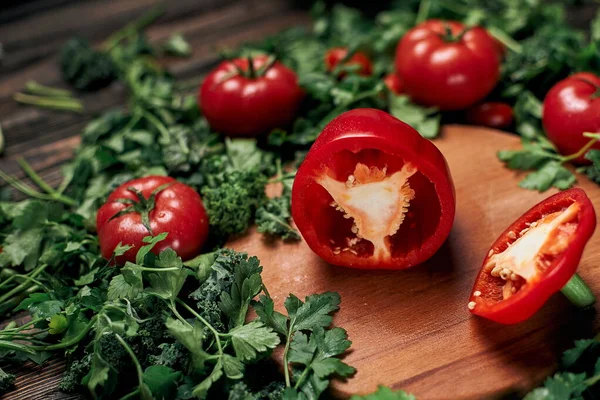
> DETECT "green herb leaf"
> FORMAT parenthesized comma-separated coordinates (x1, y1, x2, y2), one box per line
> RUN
(229, 321, 280, 362)
(350, 386, 416, 400)
(143, 365, 182, 399)
(519, 161, 576, 192)
(388, 95, 440, 139)
(256, 195, 300, 241)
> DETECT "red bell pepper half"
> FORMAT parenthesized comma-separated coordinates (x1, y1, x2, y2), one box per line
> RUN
(291, 108, 455, 269)
(468, 188, 597, 324)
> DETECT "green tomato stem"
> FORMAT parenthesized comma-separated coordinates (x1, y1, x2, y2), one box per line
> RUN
(561, 273, 596, 308)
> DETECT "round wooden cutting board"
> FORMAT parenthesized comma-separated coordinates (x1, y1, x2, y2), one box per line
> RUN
(228, 125, 600, 399)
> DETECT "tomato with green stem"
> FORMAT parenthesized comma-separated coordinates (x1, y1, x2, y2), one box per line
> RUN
(468, 188, 596, 324)
(292, 108, 455, 269)
(199, 54, 304, 137)
(96, 176, 209, 264)
(543, 72, 600, 164)
(395, 20, 500, 110)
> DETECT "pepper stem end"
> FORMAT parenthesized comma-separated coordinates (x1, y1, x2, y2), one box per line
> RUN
(561, 273, 596, 308)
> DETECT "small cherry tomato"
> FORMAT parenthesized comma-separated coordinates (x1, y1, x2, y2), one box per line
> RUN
(325, 47, 373, 77)
(395, 20, 500, 110)
(292, 108, 455, 269)
(384, 73, 404, 95)
(468, 188, 596, 324)
(542, 72, 600, 164)
(200, 55, 304, 137)
(96, 176, 209, 264)
(466, 102, 513, 130)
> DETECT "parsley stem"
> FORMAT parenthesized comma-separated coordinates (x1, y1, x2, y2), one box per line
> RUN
(13, 93, 84, 113)
(0, 340, 35, 354)
(0, 275, 17, 291)
(170, 304, 192, 328)
(0, 264, 48, 306)
(415, 0, 431, 24)
(561, 273, 596, 308)
(119, 389, 140, 400)
(283, 325, 293, 387)
(28, 315, 97, 351)
(115, 333, 145, 395)
(103, 6, 165, 51)
(17, 158, 58, 197)
(0, 167, 77, 207)
(176, 298, 223, 355)
(0, 334, 49, 345)
(1, 318, 44, 333)
(487, 26, 523, 54)
(141, 109, 171, 143)
(24, 81, 73, 99)
(268, 172, 296, 184)
(294, 365, 311, 390)
(11, 274, 49, 293)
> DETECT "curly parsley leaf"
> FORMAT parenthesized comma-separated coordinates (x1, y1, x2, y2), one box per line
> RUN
(256, 194, 300, 241)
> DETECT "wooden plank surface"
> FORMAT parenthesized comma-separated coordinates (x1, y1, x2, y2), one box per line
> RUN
(230, 125, 600, 399)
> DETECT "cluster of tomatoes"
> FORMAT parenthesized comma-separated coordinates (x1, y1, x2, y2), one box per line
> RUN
(97, 19, 600, 325)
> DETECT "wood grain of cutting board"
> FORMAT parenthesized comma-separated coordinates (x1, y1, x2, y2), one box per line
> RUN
(228, 124, 600, 400)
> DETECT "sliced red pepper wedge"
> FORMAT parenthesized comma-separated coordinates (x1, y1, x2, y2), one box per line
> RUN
(291, 108, 455, 269)
(469, 188, 596, 324)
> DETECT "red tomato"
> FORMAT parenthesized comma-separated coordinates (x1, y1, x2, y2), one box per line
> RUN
(199, 55, 304, 137)
(292, 109, 455, 269)
(395, 20, 500, 110)
(96, 176, 209, 264)
(466, 102, 513, 130)
(325, 47, 373, 77)
(469, 188, 596, 324)
(542, 72, 600, 164)
(384, 73, 404, 95)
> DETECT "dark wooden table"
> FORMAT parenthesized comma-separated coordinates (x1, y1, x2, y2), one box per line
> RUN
(0, 1, 309, 398)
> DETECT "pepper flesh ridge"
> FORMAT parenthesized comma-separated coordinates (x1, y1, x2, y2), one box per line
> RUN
(316, 162, 417, 259)
(485, 202, 580, 300)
